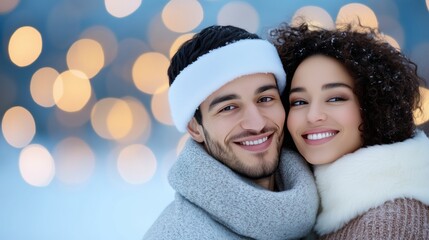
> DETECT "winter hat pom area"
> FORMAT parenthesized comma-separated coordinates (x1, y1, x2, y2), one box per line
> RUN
(168, 39, 286, 132)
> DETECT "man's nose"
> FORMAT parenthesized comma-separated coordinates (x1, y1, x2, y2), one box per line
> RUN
(240, 105, 266, 132)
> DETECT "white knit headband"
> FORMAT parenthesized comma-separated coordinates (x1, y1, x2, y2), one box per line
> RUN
(168, 39, 286, 132)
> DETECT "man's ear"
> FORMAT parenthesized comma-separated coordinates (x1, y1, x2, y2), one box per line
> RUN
(187, 118, 204, 143)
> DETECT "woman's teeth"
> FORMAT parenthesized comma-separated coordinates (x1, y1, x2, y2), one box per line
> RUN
(307, 132, 335, 140)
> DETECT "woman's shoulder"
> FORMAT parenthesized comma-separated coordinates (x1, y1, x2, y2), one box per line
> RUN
(319, 198, 429, 240)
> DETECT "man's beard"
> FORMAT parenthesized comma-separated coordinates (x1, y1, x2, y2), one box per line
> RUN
(202, 127, 283, 180)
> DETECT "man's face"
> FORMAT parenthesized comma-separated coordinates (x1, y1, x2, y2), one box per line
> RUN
(188, 73, 285, 180)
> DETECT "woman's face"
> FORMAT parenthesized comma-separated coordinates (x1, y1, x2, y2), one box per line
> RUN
(287, 55, 363, 165)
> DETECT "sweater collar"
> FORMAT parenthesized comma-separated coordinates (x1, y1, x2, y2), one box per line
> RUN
(314, 131, 429, 235)
(167, 138, 318, 239)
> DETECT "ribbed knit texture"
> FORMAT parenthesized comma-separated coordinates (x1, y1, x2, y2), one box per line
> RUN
(320, 198, 429, 240)
(143, 139, 319, 240)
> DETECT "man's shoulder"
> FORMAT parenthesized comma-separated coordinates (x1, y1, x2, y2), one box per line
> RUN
(142, 201, 179, 240)
(143, 195, 244, 240)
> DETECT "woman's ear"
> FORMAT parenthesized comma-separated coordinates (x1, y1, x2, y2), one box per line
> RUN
(187, 118, 205, 143)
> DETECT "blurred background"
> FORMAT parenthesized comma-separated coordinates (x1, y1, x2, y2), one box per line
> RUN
(1, 0, 428, 239)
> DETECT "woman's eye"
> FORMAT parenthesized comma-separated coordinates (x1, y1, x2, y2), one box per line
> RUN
(258, 96, 273, 103)
(290, 100, 307, 106)
(327, 97, 346, 102)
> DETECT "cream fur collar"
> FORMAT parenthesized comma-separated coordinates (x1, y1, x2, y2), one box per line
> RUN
(314, 131, 429, 235)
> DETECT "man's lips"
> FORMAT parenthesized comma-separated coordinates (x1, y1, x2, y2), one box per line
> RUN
(233, 133, 274, 152)
(240, 136, 268, 146)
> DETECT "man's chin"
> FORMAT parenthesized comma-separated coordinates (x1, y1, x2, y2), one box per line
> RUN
(242, 171, 275, 180)
(236, 162, 279, 180)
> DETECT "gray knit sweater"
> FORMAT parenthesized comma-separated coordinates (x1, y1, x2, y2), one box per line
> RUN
(314, 131, 429, 239)
(143, 139, 319, 240)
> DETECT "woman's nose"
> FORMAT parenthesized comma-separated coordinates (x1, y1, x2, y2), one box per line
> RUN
(306, 103, 327, 123)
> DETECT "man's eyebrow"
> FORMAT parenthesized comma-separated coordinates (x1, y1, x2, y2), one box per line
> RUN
(208, 94, 239, 112)
(289, 82, 352, 95)
(207, 84, 278, 112)
(256, 84, 278, 94)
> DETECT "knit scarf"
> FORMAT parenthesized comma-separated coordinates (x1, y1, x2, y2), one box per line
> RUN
(314, 131, 429, 235)
(168, 138, 319, 240)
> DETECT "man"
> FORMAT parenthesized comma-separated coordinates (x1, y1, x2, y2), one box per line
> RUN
(143, 25, 318, 240)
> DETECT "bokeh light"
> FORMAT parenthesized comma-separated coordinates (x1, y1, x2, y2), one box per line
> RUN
(162, 0, 203, 33)
(0, 0, 19, 13)
(105, 0, 141, 18)
(169, 33, 195, 59)
(118, 97, 152, 144)
(30, 67, 59, 108)
(106, 99, 133, 140)
(292, 6, 334, 29)
(151, 86, 173, 125)
(91, 98, 125, 140)
(336, 3, 378, 29)
(415, 87, 429, 125)
(117, 144, 157, 184)
(81, 25, 118, 67)
(1, 1, 429, 239)
(132, 52, 169, 94)
(53, 70, 92, 112)
(2, 106, 36, 148)
(176, 133, 190, 156)
(54, 137, 96, 185)
(110, 38, 150, 87)
(90, 97, 150, 141)
(67, 38, 105, 79)
(382, 34, 400, 50)
(19, 144, 55, 187)
(54, 91, 96, 128)
(377, 15, 404, 48)
(8, 26, 42, 67)
(217, 1, 259, 33)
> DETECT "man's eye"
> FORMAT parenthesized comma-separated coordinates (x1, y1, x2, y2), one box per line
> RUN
(219, 105, 236, 112)
(290, 100, 307, 107)
(259, 96, 273, 103)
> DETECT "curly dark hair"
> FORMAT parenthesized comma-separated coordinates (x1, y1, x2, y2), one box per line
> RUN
(168, 25, 260, 124)
(269, 22, 423, 148)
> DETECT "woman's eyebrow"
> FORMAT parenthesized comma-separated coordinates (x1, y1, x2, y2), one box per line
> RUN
(289, 87, 304, 95)
(289, 82, 353, 95)
(322, 82, 353, 90)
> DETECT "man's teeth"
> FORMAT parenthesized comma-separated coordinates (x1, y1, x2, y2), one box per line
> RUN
(241, 137, 268, 146)
(307, 132, 335, 140)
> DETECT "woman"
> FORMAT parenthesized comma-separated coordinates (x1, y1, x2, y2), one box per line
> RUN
(270, 22, 429, 239)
